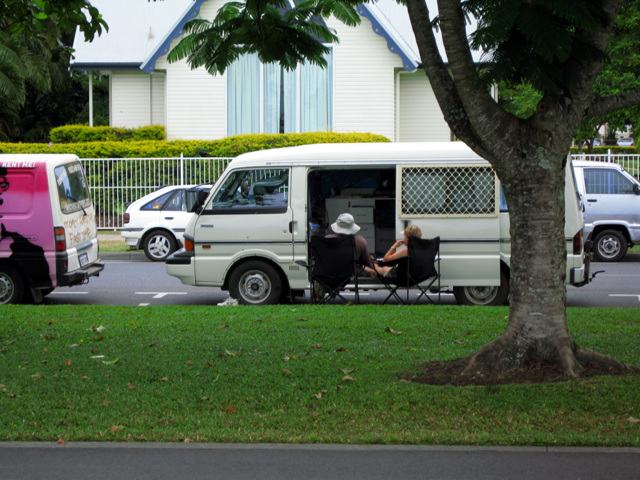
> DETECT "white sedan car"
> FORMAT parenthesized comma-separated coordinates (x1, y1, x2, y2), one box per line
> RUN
(122, 184, 211, 261)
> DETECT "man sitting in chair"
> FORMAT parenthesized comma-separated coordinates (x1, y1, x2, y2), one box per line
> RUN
(374, 225, 422, 278)
(314, 213, 376, 301)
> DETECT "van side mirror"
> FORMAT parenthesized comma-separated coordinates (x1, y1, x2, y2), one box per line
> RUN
(633, 183, 640, 195)
(187, 188, 210, 213)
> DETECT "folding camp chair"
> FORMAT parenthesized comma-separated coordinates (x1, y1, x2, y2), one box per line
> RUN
(376, 236, 440, 305)
(299, 235, 364, 305)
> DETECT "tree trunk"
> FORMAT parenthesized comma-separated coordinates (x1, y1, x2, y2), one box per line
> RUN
(461, 151, 630, 379)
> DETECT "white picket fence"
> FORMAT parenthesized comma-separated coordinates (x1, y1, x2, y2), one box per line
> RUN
(571, 152, 640, 178)
(82, 153, 640, 230)
(81, 156, 232, 229)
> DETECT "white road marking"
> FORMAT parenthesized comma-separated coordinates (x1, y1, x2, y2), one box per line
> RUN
(609, 294, 640, 302)
(49, 292, 89, 295)
(135, 292, 188, 299)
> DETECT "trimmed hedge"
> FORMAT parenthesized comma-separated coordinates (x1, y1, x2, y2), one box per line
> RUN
(49, 125, 166, 143)
(0, 132, 390, 158)
(570, 146, 638, 154)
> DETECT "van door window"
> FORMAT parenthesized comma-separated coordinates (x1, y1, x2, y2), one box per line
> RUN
(584, 168, 635, 194)
(54, 162, 92, 214)
(209, 168, 289, 213)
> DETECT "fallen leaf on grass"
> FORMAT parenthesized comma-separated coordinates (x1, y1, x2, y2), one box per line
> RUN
(342, 375, 357, 382)
(627, 417, 640, 424)
(102, 400, 111, 406)
(312, 344, 323, 349)
(338, 367, 356, 374)
(385, 327, 402, 335)
(158, 377, 168, 382)
(65, 360, 72, 367)
(101, 358, 119, 365)
(313, 390, 328, 399)
(225, 350, 240, 356)
(185, 360, 195, 366)
(110, 426, 124, 433)
(282, 369, 292, 374)
(127, 382, 135, 390)
(454, 339, 467, 344)
(335, 347, 348, 352)
(56, 437, 66, 445)
(226, 406, 237, 413)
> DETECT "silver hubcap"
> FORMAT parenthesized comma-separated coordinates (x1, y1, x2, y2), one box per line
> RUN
(598, 236, 620, 259)
(0, 274, 14, 304)
(464, 286, 498, 305)
(239, 271, 271, 303)
(149, 235, 170, 258)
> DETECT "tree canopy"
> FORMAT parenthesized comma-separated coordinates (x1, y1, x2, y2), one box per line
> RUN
(0, 0, 107, 140)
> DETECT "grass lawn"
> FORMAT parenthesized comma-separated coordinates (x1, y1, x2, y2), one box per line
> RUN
(1, 305, 638, 446)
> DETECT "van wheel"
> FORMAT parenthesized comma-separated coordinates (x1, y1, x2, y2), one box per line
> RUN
(0, 265, 25, 305)
(143, 230, 176, 262)
(229, 261, 282, 305)
(453, 270, 509, 306)
(593, 230, 627, 262)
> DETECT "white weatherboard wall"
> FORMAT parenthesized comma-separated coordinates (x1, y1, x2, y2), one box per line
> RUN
(398, 72, 450, 142)
(328, 15, 402, 141)
(110, 71, 166, 128)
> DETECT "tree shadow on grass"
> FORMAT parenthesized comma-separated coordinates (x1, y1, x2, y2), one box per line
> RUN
(405, 356, 639, 386)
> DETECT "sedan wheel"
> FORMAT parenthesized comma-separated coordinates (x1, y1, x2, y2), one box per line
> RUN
(143, 231, 176, 262)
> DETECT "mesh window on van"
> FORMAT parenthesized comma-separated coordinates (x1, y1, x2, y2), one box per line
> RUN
(400, 165, 497, 217)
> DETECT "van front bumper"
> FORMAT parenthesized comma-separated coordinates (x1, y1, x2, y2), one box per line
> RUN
(166, 249, 196, 285)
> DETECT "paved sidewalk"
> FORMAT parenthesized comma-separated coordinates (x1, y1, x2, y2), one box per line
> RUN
(1, 443, 639, 480)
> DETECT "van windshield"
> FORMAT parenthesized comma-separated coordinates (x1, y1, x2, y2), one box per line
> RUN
(54, 162, 92, 215)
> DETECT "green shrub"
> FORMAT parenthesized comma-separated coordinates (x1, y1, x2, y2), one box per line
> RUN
(49, 125, 166, 143)
(0, 132, 390, 158)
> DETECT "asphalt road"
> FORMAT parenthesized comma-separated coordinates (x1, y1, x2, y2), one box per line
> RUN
(1, 443, 639, 480)
(43, 252, 640, 307)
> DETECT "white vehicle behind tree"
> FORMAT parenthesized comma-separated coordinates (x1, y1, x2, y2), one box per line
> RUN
(166, 143, 590, 305)
(572, 160, 640, 262)
(122, 184, 212, 261)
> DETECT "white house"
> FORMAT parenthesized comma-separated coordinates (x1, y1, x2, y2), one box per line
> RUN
(71, 0, 479, 142)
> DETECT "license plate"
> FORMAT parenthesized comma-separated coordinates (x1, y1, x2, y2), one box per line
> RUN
(79, 252, 89, 266)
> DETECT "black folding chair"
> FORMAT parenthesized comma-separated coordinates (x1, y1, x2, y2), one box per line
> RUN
(299, 235, 364, 304)
(376, 236, 440, 305)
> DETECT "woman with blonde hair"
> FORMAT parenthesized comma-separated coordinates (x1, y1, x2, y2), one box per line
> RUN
(374, 225, 422, 278)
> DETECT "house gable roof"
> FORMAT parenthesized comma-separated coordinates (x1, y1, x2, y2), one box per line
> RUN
(71, 0, 480, 73)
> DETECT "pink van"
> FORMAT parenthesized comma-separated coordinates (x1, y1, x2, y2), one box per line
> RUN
(0, 154, 104, 304)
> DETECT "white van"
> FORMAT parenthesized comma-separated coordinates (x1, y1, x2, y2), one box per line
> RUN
(166, 143, 588, 305)
(0, 154, 103, 304)
(572, 159, 640, 262)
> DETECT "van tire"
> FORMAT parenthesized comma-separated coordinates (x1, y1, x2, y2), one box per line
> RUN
(229, 261, 282, 305)
(453, 270, 509, 306)
(143, 230, 176, 262)
(0, 265, 25, 305)
(593, 230, 627, 262)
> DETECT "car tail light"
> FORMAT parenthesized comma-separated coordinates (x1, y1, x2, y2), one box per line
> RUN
(123, 213, 130, 224)
(184, 237, 194, 252)
(54, 227, 66, 252)
(573, 230, 583, 255)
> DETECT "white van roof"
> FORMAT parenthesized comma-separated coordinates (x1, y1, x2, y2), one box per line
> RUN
(230, 142, 487, 168)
